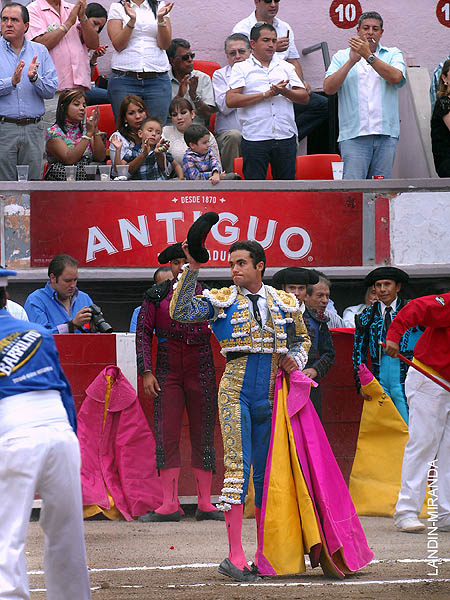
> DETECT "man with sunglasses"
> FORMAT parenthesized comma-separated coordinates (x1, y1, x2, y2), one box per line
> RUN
(212, 33, 250, 173)
(167, 37, 217, 127)
(226, 23, 308, 179)
(232, 0, 328, 142)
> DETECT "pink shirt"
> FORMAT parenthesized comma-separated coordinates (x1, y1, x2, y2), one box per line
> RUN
(26, 0, 90, 91)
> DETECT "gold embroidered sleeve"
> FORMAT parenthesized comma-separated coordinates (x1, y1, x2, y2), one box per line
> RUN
(287, 309, 311, 370)
(169, 267, 213, 323)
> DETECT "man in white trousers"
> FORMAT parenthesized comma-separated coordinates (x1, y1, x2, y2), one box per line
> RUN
(385, 291, 450, 533)
(0, 267, 90, 599)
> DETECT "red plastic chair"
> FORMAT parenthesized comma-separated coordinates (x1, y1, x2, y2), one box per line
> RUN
(233, 157, 273, 180)
(296, 153, 342, 180)
(86, 104, 116, 139)
(208, 112, 216, 134)
(193, 60, 221, 79)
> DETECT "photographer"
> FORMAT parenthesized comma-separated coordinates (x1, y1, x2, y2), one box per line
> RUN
(24, 254, 111, 333)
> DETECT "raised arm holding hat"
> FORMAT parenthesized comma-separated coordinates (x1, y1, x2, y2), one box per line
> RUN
(135, 237, 222, 523)
(352, 266, 423, 424)
(0, 268, 90, 599)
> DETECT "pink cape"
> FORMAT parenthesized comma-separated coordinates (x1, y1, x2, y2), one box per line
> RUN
(258, 370, 374, 577)
(78, 366, 162, 520)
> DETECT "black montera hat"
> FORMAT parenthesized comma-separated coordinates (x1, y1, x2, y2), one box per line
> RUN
(272, 267, 320, 287)
(363, 266, 409, 287)
(157, 242, 186, 264)
(186, 212, 219, 263)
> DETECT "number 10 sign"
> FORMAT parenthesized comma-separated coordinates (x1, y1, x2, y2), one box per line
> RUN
(329, 0, 362, 29)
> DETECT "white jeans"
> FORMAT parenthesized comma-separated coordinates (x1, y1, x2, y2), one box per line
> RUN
(0, 417, 90, 599)
(394, 368, 450, 528)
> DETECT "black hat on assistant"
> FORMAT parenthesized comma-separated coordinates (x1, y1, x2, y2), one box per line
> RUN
(272, 267, 320, 288)
(157, 242, 186, 264)
(186, 212, 219, 263)
(363, 266, 409, 287)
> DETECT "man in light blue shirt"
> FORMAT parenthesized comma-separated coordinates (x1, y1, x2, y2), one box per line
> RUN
(25, 254, 94, 334)
(323, 11, 406, 179)
(0, 2, 57, 180)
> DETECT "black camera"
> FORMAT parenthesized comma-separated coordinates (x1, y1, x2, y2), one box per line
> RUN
(89, 304, 113, 333)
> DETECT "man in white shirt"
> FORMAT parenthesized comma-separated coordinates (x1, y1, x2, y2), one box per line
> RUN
(232, 0, 328, 142)
(167, 37, 217, 127)
(323, 11, 406, 179)
(212, 33, 250, 173)
(226, 23, 308, 180)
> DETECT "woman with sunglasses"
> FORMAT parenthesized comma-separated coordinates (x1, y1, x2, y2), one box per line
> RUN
(45, 89, 106, 180)
(107, 0, 174, 123)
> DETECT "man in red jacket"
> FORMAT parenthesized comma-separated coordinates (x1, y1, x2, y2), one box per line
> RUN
(385, 292, 450, 533)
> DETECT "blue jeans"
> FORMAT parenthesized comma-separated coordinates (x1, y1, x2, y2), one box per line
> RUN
(294, 92, 328, 140)
(85, 85, 110, 106)
(241, 135, 297, 180)
(108, 71, 172, 124)
(339, 134, 398, 179)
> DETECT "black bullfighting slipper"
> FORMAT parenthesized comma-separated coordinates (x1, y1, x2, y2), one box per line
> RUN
(195, 508, 225, 521)
(137, 510, 181, 522)
(218, 558, 261, 582)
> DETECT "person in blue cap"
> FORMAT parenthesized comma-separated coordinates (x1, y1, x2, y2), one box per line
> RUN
(0, 268, 91, 599)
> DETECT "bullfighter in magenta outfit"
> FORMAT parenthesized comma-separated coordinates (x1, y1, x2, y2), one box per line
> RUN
(135, 242, 222, 522)
(170, 239, 311, 582)
(352, 266, 422, 424)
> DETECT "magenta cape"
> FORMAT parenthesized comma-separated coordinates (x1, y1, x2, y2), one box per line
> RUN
(257, 370, 374, 577)
(78, 365, 162, 520)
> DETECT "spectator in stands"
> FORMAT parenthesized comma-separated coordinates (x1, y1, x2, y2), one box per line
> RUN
(0, 263, 29, 319)
(305, 271, 344, 328)
(45, 88, 106, 180)
(182, 124, 229, 184)
(27, 0, 99, 129)
(129, 266, 172, 333)
(232, 0, 328, 143)
(212, 34, 249, 174)
(0, 3, 57, 181)
(273, 267, 335, 419)
(343, 285, 377, 328)
(107, 0, 173, 123)
(85, 2, 109, 106)
(323, 11, 405, 179)
(167, 38, 217, 127)
(431, 59, 450, 178)
(430, 55, 450, 108)
(24, 253, 94, 333)
(112, 115, 183, 180)
(109, 94, 148, 176)
(226, 23, 308, 180)
(162, 97, 221, 166)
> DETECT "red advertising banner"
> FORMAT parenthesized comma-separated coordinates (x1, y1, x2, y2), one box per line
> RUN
(30, 191, 362, 268)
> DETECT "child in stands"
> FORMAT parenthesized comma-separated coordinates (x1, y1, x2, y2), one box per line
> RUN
(182, 124, 228, 185)
(112, 117, 183, 180)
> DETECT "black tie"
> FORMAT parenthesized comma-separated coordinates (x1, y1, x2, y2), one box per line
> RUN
(248, 294, 262, 328)
(384, 306, 392, 332)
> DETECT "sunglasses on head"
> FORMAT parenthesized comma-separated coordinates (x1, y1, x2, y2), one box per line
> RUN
(180, 52, 195, 61)
(227, 48, 248, 56)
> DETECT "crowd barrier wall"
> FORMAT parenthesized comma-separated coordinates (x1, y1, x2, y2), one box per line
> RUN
(54, 329, 361, 501)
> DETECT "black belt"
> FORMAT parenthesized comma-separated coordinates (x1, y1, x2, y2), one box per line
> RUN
(0, 115, 42, 125)
(112, 69, 164, 80)
(226, 351, 251, 363)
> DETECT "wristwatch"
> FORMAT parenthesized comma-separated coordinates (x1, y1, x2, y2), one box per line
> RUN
(367, 54, 376, 65)
(193, 95, 201, 104)
(29, 73, 38, 83)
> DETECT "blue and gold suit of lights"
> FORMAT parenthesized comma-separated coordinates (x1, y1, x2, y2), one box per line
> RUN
(170, 267, 311, 509)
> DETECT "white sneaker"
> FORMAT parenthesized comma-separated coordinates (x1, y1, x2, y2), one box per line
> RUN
(395, 517, 425, 533)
